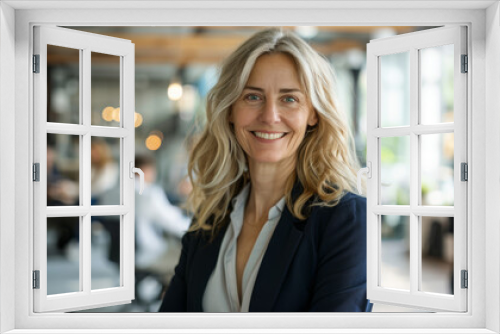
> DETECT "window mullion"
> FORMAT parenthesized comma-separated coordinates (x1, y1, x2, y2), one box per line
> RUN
(81, 214, 91, 294)
(413, 124, 454, 135)
(410, 46, 419, 295)
(89, 126, 129, 138)
(46, 123, 87, 135)
(81, 47, 91, 295)
(89, 205, 128, 216)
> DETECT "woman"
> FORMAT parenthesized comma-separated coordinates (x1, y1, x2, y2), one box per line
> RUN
(159, 28, 370, 312)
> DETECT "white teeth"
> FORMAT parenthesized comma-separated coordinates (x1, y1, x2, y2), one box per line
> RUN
(253, 132, 286, 140)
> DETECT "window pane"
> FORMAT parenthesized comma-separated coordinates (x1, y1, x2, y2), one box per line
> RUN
(47, 45, 80, 124)
(91, 137, 121, 205)
(47, 133, 80, 206)
(420, 216, 454, 295)
(380, 136, 410, 205)
(421, 133, 454, 206)
(92, 52, 120, 127)
(47, 217, 80, 295)
(91, 216, 121, 290)
(380, 52, 410, 127)
(420, 44, 454, 124)
(381, 215, 410, 290)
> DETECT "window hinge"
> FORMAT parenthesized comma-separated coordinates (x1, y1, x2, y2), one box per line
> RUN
(33, 163, 40, 182)
(461, 54, 468, 73)
(461, 270, 468, 289)
(461, 162, 468, 181)
(33, 54, 40, 73)
(33, 270, 40, 289)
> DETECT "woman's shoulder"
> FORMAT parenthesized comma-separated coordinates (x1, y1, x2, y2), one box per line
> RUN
(182, 215, 230, 247)
(314, 191, 366, 215)
(309, 191, 367, 231)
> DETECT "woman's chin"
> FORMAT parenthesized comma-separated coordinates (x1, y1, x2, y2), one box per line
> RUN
(247, 155, 295, 168)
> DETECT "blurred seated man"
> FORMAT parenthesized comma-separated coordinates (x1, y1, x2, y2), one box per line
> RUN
(134, 154, 191, 284)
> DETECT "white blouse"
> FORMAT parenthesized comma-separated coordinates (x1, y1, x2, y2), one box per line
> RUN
(202, 183, 286, 312)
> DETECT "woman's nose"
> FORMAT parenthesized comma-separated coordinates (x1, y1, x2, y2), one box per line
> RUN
(260, 100, 280, 124)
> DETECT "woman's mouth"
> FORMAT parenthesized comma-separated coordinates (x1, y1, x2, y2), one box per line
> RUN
(251, 131, 287, 140)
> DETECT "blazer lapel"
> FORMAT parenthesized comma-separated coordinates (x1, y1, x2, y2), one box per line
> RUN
(249, 182, 306, 312)
(188, 221, 228, 311)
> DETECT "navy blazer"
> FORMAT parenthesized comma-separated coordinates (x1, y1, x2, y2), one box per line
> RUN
(159, 184, 371, 312)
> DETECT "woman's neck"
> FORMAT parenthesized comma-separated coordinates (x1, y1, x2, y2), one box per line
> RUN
(245, 158, 295, 225)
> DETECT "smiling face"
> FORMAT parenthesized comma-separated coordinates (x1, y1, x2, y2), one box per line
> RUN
(230, 53, 318, 170)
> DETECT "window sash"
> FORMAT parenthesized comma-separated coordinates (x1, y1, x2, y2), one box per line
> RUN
(32, 25, 136, 313)
(366, 25, 468, 312)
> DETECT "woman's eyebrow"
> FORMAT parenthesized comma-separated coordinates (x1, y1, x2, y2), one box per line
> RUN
(244, 86, 304, 94)
(243, 86, 264, 92)
(279, 88, 303, 94)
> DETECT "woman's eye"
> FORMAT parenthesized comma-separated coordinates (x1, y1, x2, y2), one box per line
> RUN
(284, 96, 297, 103)
(245, 94, 260, 101)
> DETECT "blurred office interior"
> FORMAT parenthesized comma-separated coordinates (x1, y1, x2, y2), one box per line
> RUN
(45, 26, 454, 312)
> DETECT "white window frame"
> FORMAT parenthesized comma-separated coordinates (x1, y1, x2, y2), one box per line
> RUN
(366, 26, 468, 312)
(1, 1, 499, 333)
(33, 25, 136, 313)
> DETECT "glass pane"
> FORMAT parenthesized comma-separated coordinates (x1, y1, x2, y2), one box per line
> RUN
(380, 136, 410, 205)
(420, 44, 454, 124)
(47, 133, 80, 206)
(91, 215, 121, 290)
(421, 133, 454, 206)
(91, 137, 121, 205)
(92, 52, 121, 127)
(47, 45, 80, 124)
(421, 216, 454, 295)
(380, 52, 410, 128)
(381, 215, 410, 290)
(47, 217, 80, 295)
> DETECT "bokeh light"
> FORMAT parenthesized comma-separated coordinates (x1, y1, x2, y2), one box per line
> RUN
(167, 82, 183, 101)
(112, 108, 120, 122)
(101, 106, 114, 122)
(145, 134, 162, 151)
(134, 112, 143, 128)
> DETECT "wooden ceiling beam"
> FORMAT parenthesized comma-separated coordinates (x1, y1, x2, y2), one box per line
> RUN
(47, 26, 417, 65)
(47, 34, 367, 65)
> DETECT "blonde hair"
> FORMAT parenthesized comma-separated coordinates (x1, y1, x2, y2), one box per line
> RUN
(187, 28, 361, 236)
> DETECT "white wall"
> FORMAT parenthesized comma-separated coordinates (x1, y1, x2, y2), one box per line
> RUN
(0, 2, 16, 333)
(485, 2, 500, 333)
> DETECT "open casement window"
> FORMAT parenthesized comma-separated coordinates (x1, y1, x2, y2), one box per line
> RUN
(33, 26, 138, 312)
(364, 26, 467, 312)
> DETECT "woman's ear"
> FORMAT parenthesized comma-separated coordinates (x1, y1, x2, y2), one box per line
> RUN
(308, 109, 318, 126)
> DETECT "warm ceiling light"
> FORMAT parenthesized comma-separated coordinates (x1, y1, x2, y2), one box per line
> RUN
(102, 106, 114, 122)
(145, 134, 162, 151)
(294, 26, 318, 39)
(134, 112, 143, 128)
(112, 108, 121, 122)
(167, 82, 183, 101)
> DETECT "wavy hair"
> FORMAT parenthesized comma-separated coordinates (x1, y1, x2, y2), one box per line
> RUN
(187, 28, 361, 236)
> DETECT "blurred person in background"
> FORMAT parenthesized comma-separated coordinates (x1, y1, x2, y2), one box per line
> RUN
(91, 138, 120, 206)
(135, 154, 191, 284)
(90, 138, 121, 265)
(159, 28, 370, 312)
(47, 144, 79, 206)
(47, 143, 79, 253)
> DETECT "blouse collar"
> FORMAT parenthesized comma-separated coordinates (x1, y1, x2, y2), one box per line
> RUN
(230, 183, 286, 228)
